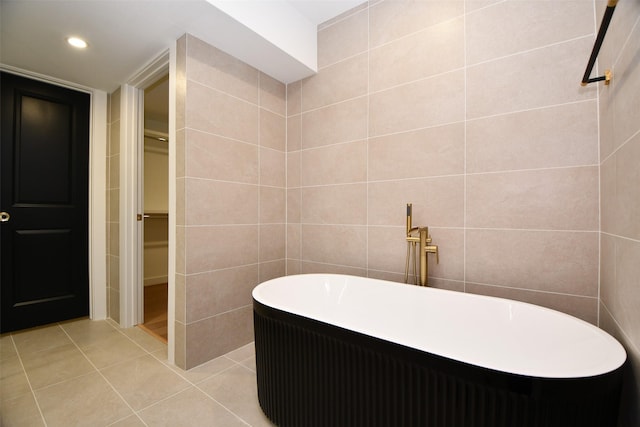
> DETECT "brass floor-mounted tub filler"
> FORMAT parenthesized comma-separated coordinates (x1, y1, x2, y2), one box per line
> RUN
(404, 203, 438, 286)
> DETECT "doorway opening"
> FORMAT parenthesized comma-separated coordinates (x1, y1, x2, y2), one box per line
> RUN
(138, 74, 169, 342)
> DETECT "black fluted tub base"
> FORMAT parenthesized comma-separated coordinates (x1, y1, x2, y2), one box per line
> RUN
(254, 300, 623, 427)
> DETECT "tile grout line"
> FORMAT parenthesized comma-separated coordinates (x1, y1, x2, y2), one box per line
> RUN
(89, 319, 254, 425)
(9, 333, 48, 427)
(463, 0, 468, 293)
(128, 335, 260, 426)
(196, 354, 260, 425)
(462, 280, 601, 300)
(366, 2, 371, 277)
(191, 384, 253, 426)
(153, 354, 256, 426)
(57, 322, 149, 426)
(594, 0, 602, 328)
(600, 301, 640, 356)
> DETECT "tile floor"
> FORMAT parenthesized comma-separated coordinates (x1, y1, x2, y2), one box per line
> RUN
(0, 318, 275, 426)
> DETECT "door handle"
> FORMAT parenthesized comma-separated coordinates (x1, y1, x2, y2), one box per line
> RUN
(0, 212, 10, 222)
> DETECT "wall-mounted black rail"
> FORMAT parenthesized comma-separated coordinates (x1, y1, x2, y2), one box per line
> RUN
(582, 0, 618, 86)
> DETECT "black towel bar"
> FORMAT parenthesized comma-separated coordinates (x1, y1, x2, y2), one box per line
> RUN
(581, 0, 618, 86)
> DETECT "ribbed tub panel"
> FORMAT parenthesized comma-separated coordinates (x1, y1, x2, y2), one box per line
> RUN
(254, 301, 623, 427)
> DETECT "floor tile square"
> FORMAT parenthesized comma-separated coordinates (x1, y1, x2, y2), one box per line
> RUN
(81, 331, 148, 369)
(199, 364, 274, 427)
(101, 354, 190, 411)
(21, 343, 94, 389)
(35, 372, 132, 427)
(138, 386, 246, 426)
(12, 325, 71, 355)
(1, 355, 31, 401)
(0, 392, 45, 427)
(169, 355, 236, 384)
(107, 414, 147, 426)
(224, 342, 255, 363)
(60, 318, 120, 347)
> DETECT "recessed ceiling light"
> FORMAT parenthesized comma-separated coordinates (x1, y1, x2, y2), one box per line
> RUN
(67, 37, 88, 49)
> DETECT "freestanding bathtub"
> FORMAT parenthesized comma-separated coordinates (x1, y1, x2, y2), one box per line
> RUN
(253, 274, 626, 427)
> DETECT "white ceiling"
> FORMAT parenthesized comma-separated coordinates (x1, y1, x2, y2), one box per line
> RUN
(0, 0, 363, 92)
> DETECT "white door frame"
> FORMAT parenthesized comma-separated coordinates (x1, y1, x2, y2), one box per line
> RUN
(119, 48, 175, 363)
(0, 65, 108, 321)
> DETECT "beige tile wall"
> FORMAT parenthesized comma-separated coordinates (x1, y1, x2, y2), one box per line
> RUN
(107, 88, 121, 322)
(597, 0, 640, 424)
(176, 34, 286, 369)
(287, 0, 601, 324)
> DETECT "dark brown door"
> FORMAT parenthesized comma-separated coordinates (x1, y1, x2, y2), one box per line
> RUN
(1, 72, 90, 333)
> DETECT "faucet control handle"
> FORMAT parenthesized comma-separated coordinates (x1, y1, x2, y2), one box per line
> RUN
(426, 244, 439, 264)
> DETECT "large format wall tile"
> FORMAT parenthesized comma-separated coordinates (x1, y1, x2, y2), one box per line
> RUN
(601, 236, 640, 347)
(466, 167, 599, 231)
(369, 0, 464, 48)
(611, 133, 640, 240)
(300, 261, 367, 277)
(259, 108, 285, 151)
(301, 140, 367, 186)
(466, 37, 597, 119)
(370, 17, 464, 92)
(287, 224, 301, 261)
(466, 101, 598, 173)
(185, 179, 258, 226)
(260, 148, 285, 188)
(466, 0, 593, 66)
(368, 123, 464, 181)
(301, 184, 367, 225)
(260, 224, 286, 262)
(301, 225, 367, 268)
(301, 97, 367, 149)
(318, 8, 368, 69)
(286, 114, 301, 151)
(287, 81, 301, 116)
(185, 35, 259, 104)
(259, 72, 286, 116)
(368, 176, 464, 228)
(185, 306, 253, 367)
(185, 81, 259, 144)
(287, 189, 300, 223)
(466, 229, 598, 297)
(185, 265, 258, 324)
(301, 53, 368, 112)
(466, 283, 598, 324)
(185, 225, 259, 274)
(260, 187, 285, 224)
(369, 70, 464, 136)
(601, 154, 616, 235)
(260, 259, 286, 282)
(612, 19, 640, 151)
